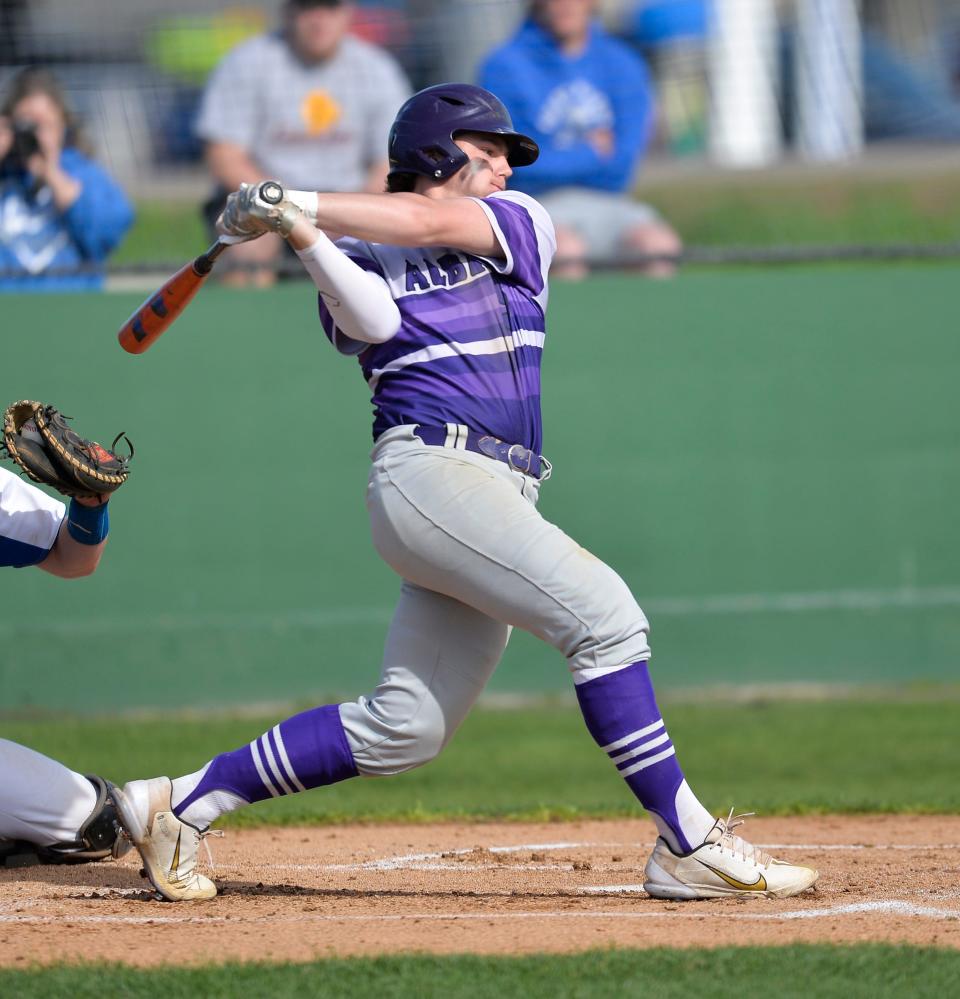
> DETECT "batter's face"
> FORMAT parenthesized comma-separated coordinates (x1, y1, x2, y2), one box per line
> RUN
(447, 133, 513, 198)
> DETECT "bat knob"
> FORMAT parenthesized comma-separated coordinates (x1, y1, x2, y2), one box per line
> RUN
(258, 181, 284, 205)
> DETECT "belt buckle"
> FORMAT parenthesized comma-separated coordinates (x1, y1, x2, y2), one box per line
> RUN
(507, 443, 533, 476)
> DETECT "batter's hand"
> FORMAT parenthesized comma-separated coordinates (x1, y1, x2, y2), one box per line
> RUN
(218, 181, 303, 239)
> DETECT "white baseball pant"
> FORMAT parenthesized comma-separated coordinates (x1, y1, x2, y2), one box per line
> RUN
(0, 740, 97, 845)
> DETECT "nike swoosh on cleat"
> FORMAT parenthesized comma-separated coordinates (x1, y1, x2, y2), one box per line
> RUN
(698, 861, 767, 892)
(169, 828, 181, 877)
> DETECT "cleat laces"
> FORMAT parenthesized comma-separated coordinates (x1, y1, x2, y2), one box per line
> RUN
(715, 808, 772, 868)
(200, 828, 224, 871)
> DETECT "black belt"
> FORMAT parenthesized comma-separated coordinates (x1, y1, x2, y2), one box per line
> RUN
(412, 424, 552, 481)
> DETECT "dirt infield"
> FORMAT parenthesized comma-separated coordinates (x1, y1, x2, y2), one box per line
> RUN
(2, 816, 959, 966)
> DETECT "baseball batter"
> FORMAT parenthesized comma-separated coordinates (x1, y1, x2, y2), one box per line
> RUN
(0, 463, 127, 866)
(116, 84, 818, 903)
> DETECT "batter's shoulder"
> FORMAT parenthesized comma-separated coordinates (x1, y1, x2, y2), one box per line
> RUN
(484, 191, 556, 244)
(488, 190, 547, 216)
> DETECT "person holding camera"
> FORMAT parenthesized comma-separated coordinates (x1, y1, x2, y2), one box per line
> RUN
(0, 67, 133, 291)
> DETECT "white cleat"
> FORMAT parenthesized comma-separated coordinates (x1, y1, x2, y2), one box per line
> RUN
(643, 809, 819, 900)
(113, 777, 218, 902)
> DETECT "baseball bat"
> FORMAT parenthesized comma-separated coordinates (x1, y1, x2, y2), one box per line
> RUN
(117, 181, 284, 355)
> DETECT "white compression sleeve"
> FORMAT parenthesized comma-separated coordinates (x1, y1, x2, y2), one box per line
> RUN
(295, 233, 401, 345)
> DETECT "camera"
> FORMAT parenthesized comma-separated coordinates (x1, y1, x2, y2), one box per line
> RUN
(6, 119, 40, 168)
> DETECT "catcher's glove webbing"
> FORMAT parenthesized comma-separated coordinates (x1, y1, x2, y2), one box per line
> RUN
(1, 400, 132, 500)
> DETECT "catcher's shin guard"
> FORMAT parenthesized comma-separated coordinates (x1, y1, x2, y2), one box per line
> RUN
(0, 775, 131, 868)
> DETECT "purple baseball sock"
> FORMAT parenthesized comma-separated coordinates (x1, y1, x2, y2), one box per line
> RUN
(575, 661, 714, 853)
(172, 704, 357, 828)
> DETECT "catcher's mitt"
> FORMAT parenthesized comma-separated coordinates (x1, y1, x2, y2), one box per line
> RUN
(1, 400, 133, 500)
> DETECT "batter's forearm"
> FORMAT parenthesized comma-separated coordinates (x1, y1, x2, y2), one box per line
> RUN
(288, 191, 499, 256)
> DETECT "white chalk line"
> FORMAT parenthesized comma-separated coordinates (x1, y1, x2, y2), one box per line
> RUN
(2, 900, 958, 928)
(4, 839, 959, 929)
(213, 841, 960, 875)
(249, 842, 599, 874)
(6, 584, 960, 638)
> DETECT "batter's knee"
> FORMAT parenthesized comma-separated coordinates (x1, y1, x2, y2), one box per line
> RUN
(338, 694, 449, 777)
(564, 563, 652, 676)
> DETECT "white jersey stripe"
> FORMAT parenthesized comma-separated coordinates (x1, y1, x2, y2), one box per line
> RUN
(513, 328, 546, 349)
(619, 746, 677, 778)
(249, 740, 280, 798)
(259, 735, 294, 796)
(600, 719, 665, 754)
(367, 334, 543, 392)
(272, 726, 307, 792)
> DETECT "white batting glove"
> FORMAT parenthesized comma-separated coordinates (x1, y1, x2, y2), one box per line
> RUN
(219, 181, 303, 238)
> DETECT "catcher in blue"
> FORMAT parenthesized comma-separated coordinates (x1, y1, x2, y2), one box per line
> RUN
(0, 401, 131, 868)
(115, 84, 819, 903)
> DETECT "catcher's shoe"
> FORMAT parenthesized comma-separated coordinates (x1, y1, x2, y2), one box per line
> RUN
(643, 809, 819, 900)
(113, 777, 217, 902)
(0, 776, 131, 868)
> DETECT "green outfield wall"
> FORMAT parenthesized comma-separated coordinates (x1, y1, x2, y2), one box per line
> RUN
(2, 264, 959, 712)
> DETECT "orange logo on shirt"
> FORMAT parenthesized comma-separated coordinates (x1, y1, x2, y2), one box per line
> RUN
(301, 91, 341, 134)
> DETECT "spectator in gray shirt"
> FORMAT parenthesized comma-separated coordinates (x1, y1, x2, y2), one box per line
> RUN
(196, 0, 411, 286)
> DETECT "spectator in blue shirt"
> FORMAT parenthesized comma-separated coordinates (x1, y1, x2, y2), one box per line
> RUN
(0, 67, 133, 291)
(478, 0, 681, 277)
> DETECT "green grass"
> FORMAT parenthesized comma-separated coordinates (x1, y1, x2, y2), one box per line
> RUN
(3, 946, 958, 998)
(4, 697, 959, 824)
(113, 175, 960, 267)
(640, 174, 960, 247)
(113, 199, 206, 265)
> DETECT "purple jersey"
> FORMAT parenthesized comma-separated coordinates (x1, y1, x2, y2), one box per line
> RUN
(319, 191, 556, 452)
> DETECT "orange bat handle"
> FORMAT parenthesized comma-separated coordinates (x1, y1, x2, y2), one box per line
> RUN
(117, 240, 227, 355)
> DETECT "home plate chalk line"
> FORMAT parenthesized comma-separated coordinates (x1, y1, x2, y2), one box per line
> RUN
(3, 838, 959, 927)
(216, 840, 960, 874)
(1, 901, 958, 926)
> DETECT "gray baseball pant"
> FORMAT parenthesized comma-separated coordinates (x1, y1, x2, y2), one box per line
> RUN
(339, 425, 652, 775)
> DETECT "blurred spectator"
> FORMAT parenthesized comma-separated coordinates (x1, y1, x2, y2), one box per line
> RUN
(478, 0, 681, 278)
(624, 0, 708, 155)
(195, 0, 412, 286)
(0, 67, 133, 292)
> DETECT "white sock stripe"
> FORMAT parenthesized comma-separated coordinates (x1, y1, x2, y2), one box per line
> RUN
(271, 726, 307, 793)
(618, 746, 677, 778)
(249, 740, 280, 798)
(259, 735, 294, 796)
(609, 730, 671, 766)
(600, 719, 664, 754)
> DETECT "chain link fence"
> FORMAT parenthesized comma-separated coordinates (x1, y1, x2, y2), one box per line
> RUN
(2, 0, 960, 283)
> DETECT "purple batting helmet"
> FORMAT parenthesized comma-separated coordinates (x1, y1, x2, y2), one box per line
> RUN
(387, 83, 539, 186)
